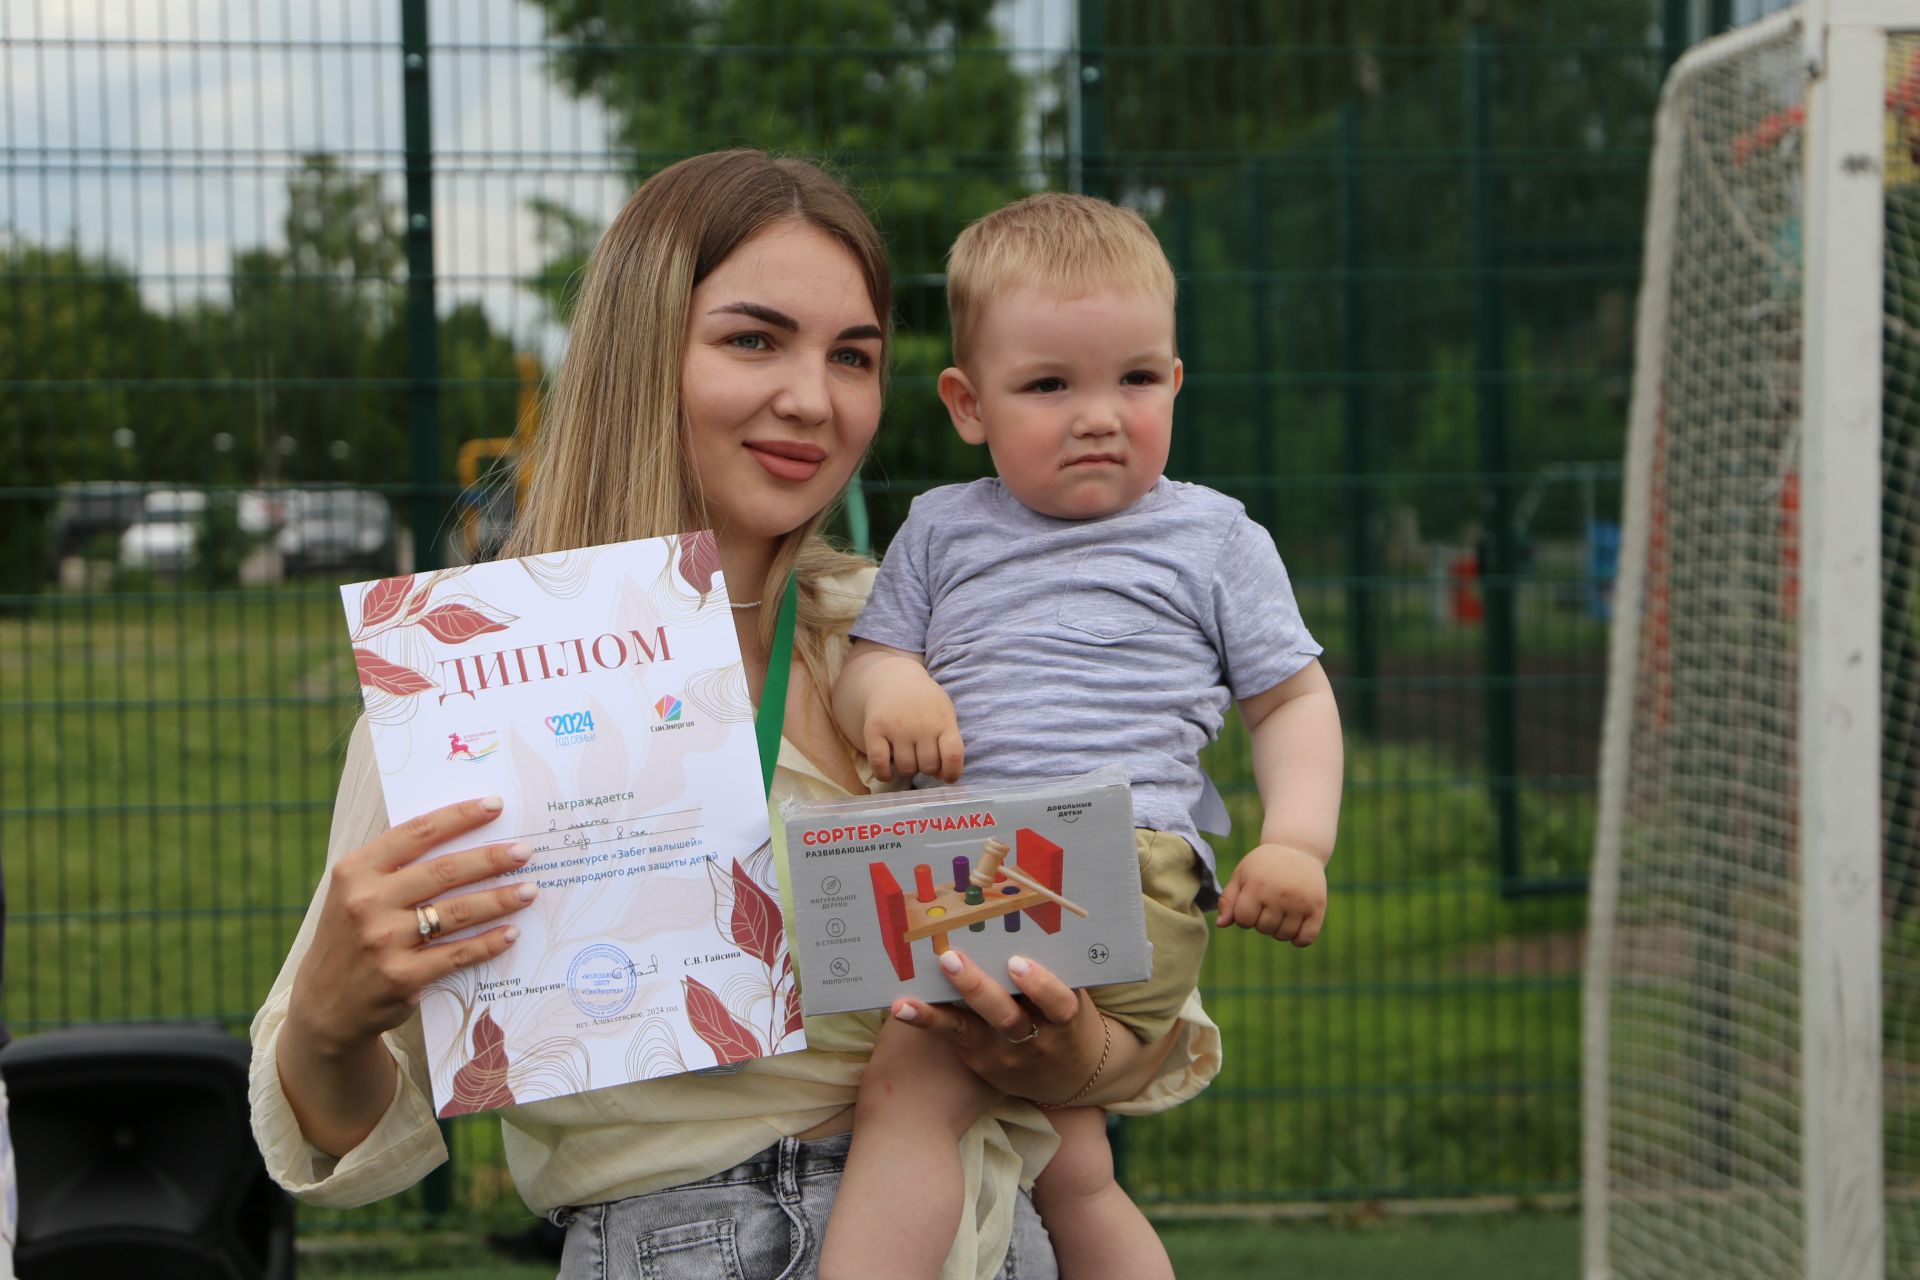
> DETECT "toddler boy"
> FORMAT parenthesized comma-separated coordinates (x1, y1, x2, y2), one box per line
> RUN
(820, 193, 1343, 1280)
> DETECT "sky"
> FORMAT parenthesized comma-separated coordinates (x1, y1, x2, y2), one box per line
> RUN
(0, 0, 1074, 357)
(1, 0, 1789, 356)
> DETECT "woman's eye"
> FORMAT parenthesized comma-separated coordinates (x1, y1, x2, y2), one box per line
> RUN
(831, 348, 873, 369)
(1122, 370, 1159, 386)
(728, 332, 771, 352)
(1026, 377, 1066, 394)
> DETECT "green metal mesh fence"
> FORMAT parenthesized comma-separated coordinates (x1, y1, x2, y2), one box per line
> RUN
(0, 0, 1789, 1229)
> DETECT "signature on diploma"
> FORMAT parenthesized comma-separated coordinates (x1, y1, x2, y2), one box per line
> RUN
(536, 817, 645, 855)
(622, 955, 660, 978)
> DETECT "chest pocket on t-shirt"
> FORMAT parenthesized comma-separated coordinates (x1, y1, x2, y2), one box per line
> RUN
(1057, 555, 1178, 641)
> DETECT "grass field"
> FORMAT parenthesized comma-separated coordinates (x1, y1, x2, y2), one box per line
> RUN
(2, 585, 1591, 1224)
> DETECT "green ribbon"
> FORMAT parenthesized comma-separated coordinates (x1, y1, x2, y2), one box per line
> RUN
(753, 571, 799, 798)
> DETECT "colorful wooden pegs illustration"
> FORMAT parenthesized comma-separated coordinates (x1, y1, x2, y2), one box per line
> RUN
(869, 830, 1090, 981)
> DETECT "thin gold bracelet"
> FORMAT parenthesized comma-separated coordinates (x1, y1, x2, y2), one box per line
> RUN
(1037, 1015, 1112, 1111)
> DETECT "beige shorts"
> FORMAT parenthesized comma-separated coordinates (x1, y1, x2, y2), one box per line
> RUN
(1087, 829, 1210, 1044)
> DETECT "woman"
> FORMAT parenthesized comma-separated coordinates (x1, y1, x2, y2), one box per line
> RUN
(248, 150, 1220, 1279)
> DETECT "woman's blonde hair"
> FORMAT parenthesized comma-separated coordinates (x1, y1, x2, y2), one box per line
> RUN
(504, 149, 888, 715)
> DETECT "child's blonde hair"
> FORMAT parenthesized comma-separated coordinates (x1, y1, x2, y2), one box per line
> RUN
(946, 192, 1176, 367)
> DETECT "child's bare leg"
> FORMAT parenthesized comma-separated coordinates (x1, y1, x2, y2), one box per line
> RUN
(820, 1016, 1001, 1280)
(1032, 1105, 1173, 1280)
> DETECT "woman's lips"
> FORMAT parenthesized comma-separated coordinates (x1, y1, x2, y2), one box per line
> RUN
(746, 440, 826, 482)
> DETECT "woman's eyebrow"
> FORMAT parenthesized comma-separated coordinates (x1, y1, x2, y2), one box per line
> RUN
(711, 301, 796, 330)
(710, 302, 881, 344)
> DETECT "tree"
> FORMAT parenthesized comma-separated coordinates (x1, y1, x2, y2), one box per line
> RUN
(1041, 1, 1663, 546)
(0, 238, 181, 593)
(439, 301, 527, 477)
(1049, 1, 1661, 175)
(222, 155, 407, 484)
(523, 196, 600, 328)
(2, 153, 527, 597)
(220, 154, 524, 487)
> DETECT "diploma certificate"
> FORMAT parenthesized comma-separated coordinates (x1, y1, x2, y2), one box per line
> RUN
(340, 533, 804, 1116)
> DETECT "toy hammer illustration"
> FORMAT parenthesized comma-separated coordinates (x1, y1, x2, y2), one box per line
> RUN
(869, 829, 1089, 981)
(971, 837, 1089, 919)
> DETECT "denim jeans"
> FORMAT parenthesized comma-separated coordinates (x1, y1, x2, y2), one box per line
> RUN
(552, 1131, 1056, 1280)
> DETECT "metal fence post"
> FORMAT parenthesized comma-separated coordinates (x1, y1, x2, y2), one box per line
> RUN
(403, 0, 444, 576)
(1339, 103, 1380, 737)
(1663, 0, 1692, 73)
(1074, 0, 1106, 199)
(401, 0, 453, 1218)
(1467, 26, 1522, 888)
(1249, 157, 1275, 531)
(1172, 194, 1200, 479)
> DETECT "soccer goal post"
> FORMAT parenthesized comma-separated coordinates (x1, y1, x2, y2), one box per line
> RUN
(1584, 3, 1919, 1279)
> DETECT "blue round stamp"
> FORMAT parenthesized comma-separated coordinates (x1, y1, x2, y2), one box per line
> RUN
(567, 943, 637, 1019)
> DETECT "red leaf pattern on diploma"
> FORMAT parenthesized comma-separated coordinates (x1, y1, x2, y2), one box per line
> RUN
(354, 647, 438, 696)
(418, 602, 512, 644)
(684, 976, 763, 1065)
(783, 982, 804, 1039)
(359, 573, 415, 629)
(678, 530, 721, 597)
(437, 1008, 516, 1117)
(401, 582, 434, 621)
(729, 859, 782, 967)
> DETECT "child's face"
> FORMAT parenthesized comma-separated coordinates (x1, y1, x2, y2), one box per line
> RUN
(941, 287, 1181, 520)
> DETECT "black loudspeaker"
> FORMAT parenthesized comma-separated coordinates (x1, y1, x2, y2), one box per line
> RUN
(0, 1024, 295, 1280)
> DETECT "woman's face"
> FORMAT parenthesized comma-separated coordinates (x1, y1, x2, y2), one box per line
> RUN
(682, 221, 885, 545)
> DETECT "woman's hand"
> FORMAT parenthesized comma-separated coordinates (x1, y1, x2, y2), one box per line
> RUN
(887, 951, 1174, 1105)
(278, 795, 537, 1155)
(289, 795, 536, 1052)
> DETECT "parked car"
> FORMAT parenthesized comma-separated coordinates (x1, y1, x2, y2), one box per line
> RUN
(118, 489, 208, 573)
(47, 481, 146, 567)
(276, 489, 395, 578)
(237, 489, 289, 537)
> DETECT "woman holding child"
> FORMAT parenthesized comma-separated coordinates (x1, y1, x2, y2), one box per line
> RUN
(248, 150, 1223, 1279)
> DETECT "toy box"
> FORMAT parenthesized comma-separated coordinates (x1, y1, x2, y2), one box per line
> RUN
(782, 767, 1152, 1016)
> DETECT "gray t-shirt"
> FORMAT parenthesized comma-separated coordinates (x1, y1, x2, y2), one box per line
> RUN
(852, 476, 1321, 890)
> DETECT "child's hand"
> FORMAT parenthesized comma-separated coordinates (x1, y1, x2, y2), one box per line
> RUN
(1216, 843, 1327, 946)
(863, 670, 964, 783)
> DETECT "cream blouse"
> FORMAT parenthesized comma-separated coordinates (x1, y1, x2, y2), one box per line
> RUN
(247, 572, 1222, 1280)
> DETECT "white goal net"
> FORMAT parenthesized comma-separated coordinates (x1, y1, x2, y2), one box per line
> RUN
(1585, 6, 1919, 1279)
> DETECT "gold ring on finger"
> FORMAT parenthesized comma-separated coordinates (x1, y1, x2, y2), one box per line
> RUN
(415, 903, 444, 941)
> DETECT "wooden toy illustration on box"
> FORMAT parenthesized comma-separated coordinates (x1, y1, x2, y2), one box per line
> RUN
(869, 832, 1090, 981)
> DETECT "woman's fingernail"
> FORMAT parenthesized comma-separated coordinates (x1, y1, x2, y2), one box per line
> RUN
(939, 950, 963, 976)
(1008, 955, 1031, 978)
(503, 926, 521, 943)
(516, 882, 539, 902)
(893, 1002, 917, 1022)
(508, 842, 533, 863)
(480, 796, 505, 813)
